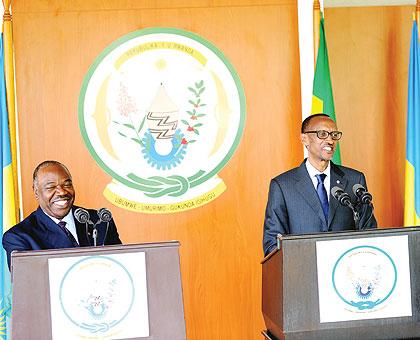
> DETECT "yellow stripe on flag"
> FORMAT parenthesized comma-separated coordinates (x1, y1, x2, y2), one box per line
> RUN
(311, 95, 323, 115)
(404, 160, 420, 225)
(3, 7, 20, 223)
(3, 164, 16, 232)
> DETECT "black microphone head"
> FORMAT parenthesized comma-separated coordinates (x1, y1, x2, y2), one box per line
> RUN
(352, 183, 372, 204)
(331, 186, 352, 207)
(352, 183, 366, 197)
(74, 208, 90, 223)
(362, 192, 373, 204)
(97, 208, 112, 222)
(338, 191, 351, 204)
(331, 186, 344, 200)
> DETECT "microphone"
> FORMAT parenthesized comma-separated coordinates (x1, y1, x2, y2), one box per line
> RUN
(97, 207, 112, 246)
(352, 184, 373, 204)
(97, 208, 112, 222)
(331, 186, 352, 208)
(74, 207, 96, 246)
(74, 208, 90, 224)
(331, 186, 361, 228)
(74, 207, 113, 247)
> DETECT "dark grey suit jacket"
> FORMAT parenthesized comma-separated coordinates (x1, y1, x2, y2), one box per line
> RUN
(263, 161, 377, 256)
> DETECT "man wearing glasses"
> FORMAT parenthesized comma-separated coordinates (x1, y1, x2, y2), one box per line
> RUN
(263, 114, 377, 256)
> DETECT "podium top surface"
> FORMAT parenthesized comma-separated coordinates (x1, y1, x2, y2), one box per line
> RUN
(279, 226, 420, 241)
(261, 227, 420, 263)
(11, 240, 180, 261)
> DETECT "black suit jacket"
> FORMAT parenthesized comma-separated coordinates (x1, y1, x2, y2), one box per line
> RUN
(263, 161, 377, 256)
(2, 206, 122, 269)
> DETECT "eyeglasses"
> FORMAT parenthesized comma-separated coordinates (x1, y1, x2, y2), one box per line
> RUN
(304, 130, 342, 140)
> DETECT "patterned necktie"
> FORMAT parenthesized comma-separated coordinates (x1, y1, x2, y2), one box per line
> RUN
(315, 174, 329, 227)
(58, 221, 79, 247)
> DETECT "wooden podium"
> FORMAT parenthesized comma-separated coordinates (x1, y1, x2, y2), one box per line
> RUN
(10, 241, 186, 340)
(261, 227, 420, 340)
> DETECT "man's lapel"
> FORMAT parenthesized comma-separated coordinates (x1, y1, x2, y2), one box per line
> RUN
(34, 207, 73, 248)
(328, 162, 348, 228)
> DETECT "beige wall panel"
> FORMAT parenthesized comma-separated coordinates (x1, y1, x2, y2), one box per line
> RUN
(326, 5, 411, 228)
(12, 0, 302, 338)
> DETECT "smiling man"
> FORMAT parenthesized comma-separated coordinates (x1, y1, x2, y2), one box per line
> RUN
(2, 160, 121, 269)
(263, 114, 377, 256)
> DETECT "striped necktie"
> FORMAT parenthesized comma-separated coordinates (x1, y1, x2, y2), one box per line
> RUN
(58, 221, 79, 247)
(315, 173, 329, 230)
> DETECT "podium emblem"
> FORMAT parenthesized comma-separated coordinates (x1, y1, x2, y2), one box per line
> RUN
(332, 245, 397, 311)
(59, 256, 135, 333)
(78, 28, 246, 213)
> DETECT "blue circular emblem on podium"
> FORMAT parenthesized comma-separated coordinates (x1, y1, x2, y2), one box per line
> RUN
(59, 256, 135, 333)
(332, 245, 397, 311)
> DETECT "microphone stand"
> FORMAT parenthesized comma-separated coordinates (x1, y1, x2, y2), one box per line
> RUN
(350, 205, 360, 228)
(93, 226, 98, 247)
(340, 197, 360, 227)
(103, 221, 110, 246)
(356, 202, 374, 229)
(332, 187, 360, 228)
(91, 220, 110, 246)
(90, 221, 109, 246)
(82, 220, 100, 247)
(90, 220, 104, 247)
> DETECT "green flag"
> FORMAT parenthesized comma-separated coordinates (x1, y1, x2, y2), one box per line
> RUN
(311, 16, 341, 164)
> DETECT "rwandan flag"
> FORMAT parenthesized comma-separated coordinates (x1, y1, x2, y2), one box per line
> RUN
(404, 20, 420, 226)
(0, 33, 17, 339)
(311, 15, 341, 165)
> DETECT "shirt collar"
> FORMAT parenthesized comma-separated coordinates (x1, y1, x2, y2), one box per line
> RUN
(305, 159, 331, 179)
(41, 208, 73, 225)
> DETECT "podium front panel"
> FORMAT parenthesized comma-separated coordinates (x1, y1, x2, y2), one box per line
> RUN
(11, 241, 186, 340)
(262, 227, 420, 340)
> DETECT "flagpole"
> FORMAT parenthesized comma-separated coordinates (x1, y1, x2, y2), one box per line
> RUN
(313, 0, 321, 65)
(1, 0, 20, 223)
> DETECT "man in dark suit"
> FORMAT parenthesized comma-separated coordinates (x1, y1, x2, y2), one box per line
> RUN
(263, 114, 377, 256)
(2, 160, 121, 269)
